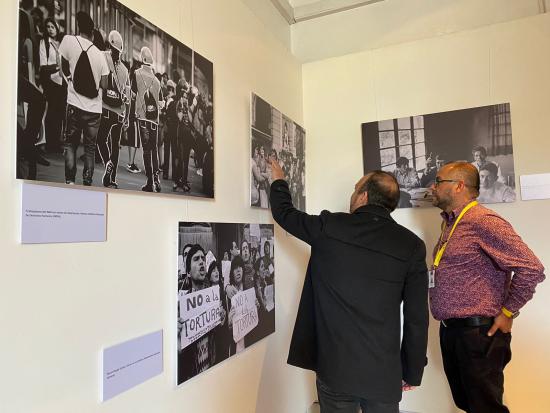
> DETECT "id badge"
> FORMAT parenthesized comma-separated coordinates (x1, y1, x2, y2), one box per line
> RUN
(428, 269, 436, 288)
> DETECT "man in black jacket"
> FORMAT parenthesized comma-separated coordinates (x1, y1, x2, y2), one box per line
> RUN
(269, 160, 428, 413)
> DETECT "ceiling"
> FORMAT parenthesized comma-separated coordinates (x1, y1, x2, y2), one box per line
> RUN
(270, 0, 385, 24)
(245, 0, 549, 62)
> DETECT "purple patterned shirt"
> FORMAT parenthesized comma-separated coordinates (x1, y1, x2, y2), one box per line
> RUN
(429, 202, 545, 320)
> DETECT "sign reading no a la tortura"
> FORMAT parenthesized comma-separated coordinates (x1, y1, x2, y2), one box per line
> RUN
(179, 286, 222, 349)
(231, 288, 259, 343)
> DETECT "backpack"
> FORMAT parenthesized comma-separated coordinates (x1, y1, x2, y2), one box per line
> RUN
(103, 55, 123, 107)
(73, 36, 98, 99)
(103, 73, 123, 107)
(141, 73, 158, 121)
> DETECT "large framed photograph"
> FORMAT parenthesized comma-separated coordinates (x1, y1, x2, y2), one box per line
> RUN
(362, 103, 516, 208)
(250, 93, 306, 210)
(177, 222, 275, 385)
(17, 0, 214, 198)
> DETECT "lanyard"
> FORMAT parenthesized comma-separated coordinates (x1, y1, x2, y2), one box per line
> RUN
(433, 200, 478, 268)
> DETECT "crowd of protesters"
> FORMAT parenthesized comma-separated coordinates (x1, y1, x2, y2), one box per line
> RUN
(17, 1, 213, 195)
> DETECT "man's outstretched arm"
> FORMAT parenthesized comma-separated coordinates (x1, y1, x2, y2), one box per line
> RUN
(269, 159, 322, 246)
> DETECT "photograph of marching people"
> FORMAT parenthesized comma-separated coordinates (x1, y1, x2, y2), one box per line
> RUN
(17, 0, 214, 198)
(177, 222, 275, 385)
(362, 103, 516, 208)
(250, 93, 306, 210)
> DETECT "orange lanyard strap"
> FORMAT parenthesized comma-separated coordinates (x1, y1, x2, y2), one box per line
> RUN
(433, 201, 478, 268)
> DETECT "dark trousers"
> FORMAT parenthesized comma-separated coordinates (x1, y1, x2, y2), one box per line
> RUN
(138, 120, 159, 184)
(17, 77, 46, 179)
(440, 323, 512, 413)
(63, 104, 101, 185)
(163, 123, 173, 178)
(43, 80, 67, 152)
(194, 132, 206, 169)
(97, 109, 123, 180)
(173, 123, 192, 184)
(316, 377, 399, 413)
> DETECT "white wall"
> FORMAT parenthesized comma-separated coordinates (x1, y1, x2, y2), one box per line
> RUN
(303, 12, 550, 413)
(0, 0, 316, 412)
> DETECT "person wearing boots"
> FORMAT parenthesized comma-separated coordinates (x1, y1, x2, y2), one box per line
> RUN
(132, 46, 164, 192)
(96, 30, 129, 189)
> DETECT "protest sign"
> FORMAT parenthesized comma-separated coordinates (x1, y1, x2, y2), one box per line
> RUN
(231, 288, 259, 343)
(179, 286, 222, 349)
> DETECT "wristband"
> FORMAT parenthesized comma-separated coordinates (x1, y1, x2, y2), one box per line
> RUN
(502, 306, 519, 319)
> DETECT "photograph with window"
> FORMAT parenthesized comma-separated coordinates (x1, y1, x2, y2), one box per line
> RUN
(362, 103, 515, 208)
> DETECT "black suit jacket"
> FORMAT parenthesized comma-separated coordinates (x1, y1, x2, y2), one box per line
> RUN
(270, 179, 428, 403)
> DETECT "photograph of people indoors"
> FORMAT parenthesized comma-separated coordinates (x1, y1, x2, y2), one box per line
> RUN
(250, 93, 305, 210)
(177, 222, 275, 385)
(362, 103, 515, 208)
(17, 0, 214, 198)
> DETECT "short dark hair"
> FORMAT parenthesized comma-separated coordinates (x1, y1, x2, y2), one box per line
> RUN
(479, 162, 498, 177)
(472, 145, 487, 157)
(359, 171, 400, 212)
(396, 157, 409, 168)
(230, 255, 245, 286)
(185, 244, 205, 275)
(21, 0, 33, 10)
(76, 11, 94, 37)
(181, 243, 193, 255)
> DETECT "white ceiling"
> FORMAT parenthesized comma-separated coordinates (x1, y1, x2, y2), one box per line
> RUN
(270, 0, 385, 23)
(288, 0, 319, 6)
(244, 0, 550, 62)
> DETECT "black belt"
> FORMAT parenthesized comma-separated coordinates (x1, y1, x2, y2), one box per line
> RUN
(138, 119, 158, 130)
(102, 109, 124, 122)
(441, 316, 494, 328)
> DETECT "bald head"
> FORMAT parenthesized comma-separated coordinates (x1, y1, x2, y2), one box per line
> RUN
(354, 171, 400, 212)
(440, 162, 480, 197)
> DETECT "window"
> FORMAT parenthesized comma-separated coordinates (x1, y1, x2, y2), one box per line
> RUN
(378, 115, 426, 172)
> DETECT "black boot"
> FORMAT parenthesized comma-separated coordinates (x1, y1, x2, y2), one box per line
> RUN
(141, 177, 154, 192)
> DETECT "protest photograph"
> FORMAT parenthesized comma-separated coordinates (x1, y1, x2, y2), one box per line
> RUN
(17, 0, 214, 198)
(177, 222, 275, 385)
(250, 93, 306, 210)
(362, 103, 516, 208)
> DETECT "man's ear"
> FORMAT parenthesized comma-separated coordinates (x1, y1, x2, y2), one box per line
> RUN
(455, 180, 467, 193)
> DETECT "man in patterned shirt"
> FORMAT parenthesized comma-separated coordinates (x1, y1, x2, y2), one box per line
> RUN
(429, 161, 545, 413)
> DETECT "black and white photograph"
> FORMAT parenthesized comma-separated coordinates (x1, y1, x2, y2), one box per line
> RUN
(362, 103, 516, 208)
(177, 222, 275, 385)
(250, 93, 305, 210)
(17, 0, 214, 198)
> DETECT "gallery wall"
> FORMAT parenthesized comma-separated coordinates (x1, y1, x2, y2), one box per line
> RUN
(303, 12, 550, 413)
(1, 0, 315, 412)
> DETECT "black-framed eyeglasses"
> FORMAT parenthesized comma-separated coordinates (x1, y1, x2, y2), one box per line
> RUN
(434, 177, 461, 187)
